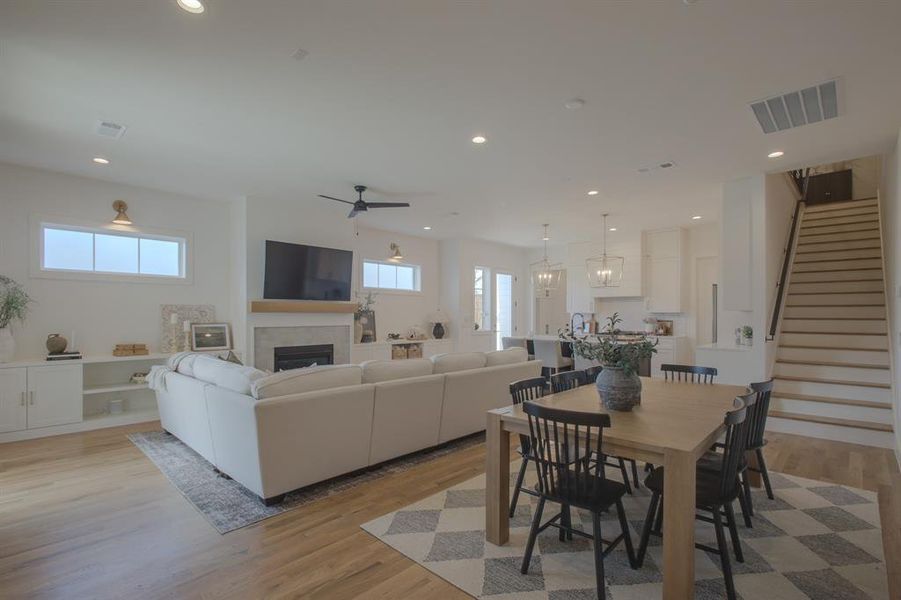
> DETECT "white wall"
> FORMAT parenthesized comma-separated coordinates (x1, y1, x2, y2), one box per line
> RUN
(880, 128, 901, 462)
(0, 162, 233, 358)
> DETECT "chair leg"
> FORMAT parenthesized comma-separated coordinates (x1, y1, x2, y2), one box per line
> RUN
(509, 457, 528, 518)
(630, 459, 641, 489)
(560, 504, 573, 542)
(756, 448, 775, 500)
(712, 506, 737, 600)
(636, 491, 660, 568)
(741, 469, 754, 518)
(615, 498, 638, 569)
(618, 458, 633, 495)
(724, 502, 744, 563)
(653, 496, 664, 534)
(521, 497, 546, 574)
(591, 512, 607, 600)
(737, 483, 752, 529)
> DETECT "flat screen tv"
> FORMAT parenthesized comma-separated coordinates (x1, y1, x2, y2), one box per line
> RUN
(263, 240, 353, 301)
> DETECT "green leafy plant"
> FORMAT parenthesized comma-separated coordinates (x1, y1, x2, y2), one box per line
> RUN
(741, 325, 753, 339)
(354, 291, 377, 318)
(560, 312, 657, 377)
(0, 275, 32, 329)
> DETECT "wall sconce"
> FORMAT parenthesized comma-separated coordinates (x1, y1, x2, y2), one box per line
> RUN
(112, 200, 132, 225)
(388, 243, 403, 262)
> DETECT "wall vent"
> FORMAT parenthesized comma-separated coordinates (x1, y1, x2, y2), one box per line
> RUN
(750, 80, 838, 134)
(95, 120, 127, 140)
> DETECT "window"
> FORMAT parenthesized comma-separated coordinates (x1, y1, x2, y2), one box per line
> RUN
(474, 266, 491, 331)
(40, 223, 186, 279)
(362, 259, 421, 291)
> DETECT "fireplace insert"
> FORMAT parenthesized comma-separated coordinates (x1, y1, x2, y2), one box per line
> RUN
(273, 344, 334, 372)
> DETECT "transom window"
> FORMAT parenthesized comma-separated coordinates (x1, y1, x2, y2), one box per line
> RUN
(362, 259, 421, 291)
(39, 223, 186, 279)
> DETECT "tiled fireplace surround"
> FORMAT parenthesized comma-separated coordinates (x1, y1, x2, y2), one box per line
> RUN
(250, 313, 352, 372)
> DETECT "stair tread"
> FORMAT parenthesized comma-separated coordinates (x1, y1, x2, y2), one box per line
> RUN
(773, 375, 891, 389)
(771, 392, 892, 409)
(769, 410, 894, 432)
(780, 331, 887, 336)
(780, 344, 888, 351)
(783, 317, 886, 320)
(776, 359, 889, 370)
(804, 198, 878, 211)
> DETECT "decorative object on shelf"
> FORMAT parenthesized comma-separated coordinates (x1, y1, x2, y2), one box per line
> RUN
(642, 316, 657, 334)
(114, 343, 149, 357)
(586, 213, 625, 288)
(388, 242, 403, 262)
(160, 304, 216, 352)
(190, 323, 232, 351)
(406, 325, 426, 340)
(108, 398, 125, 415)
(428, 308, 448, 339)
(406, 344, 423, 359)
(354, 291, 377, 343)
(46, 333, 68, 354)
(530, 224, 563, 295)
(391, 344, 408, 360)
(560, 313, 657, 411)
(655, 319, 673, 336)
(111, 200, 133, 225)
(0, 275, 32, 363)
(741, 325, 753, 346)
(130, 372, 148, 384)
(734, 327, 742, 346)
(387, 332, 401, 340)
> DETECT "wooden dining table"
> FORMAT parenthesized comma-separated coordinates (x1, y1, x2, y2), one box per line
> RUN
(485, 377, 750, 600)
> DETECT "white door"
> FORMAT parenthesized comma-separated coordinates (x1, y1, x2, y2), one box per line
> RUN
(696, 256, 719, 345)
(27, 364, 83, 429)
(0, 368, 27, 433)
(495, 272, 514, 350)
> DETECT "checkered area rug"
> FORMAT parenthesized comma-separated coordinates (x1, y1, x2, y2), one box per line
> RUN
(362, 464, 888, 599)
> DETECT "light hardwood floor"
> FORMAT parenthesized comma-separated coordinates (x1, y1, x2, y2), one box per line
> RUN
(0, 422, 897, 599)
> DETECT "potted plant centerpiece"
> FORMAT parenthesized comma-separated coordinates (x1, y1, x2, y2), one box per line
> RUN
(560, 313, 656, 411)
(0, 275, 32, 363)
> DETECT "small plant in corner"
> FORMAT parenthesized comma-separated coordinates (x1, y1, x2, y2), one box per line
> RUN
(0, 275, 32, 330)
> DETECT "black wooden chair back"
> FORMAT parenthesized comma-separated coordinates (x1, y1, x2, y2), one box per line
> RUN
(523, 402, 610, 505)
(526, 339, 536, 357)
(583, 365, 603, 384)
(510, 377, 547, 453)
(661, 364, 718, 383)
(745, 379, 774, 450)
(716, 394, 754, 500)
(550, 370, 586, 394)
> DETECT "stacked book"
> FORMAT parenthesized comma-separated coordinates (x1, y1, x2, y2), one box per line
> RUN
(46, 351, 83, 361)
(113, 343, 149, 357)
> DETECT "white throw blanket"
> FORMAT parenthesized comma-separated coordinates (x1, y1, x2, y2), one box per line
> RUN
(147, 364, 172, 393)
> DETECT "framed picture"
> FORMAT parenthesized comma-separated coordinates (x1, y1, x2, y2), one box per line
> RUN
(191, 323, 232, 351)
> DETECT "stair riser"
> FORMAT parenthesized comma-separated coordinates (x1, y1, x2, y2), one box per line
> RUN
(803, 207, 879, 221)
(785, 293, 884, 306)
(794, 249, 882, 262)
(774, 362, 891, 384)
(797, 230, 881, 244)
(774, 379, 892, 403)
(795, 239, 881, 253)
(766, 417, 895, 449)
(799, 222, 879, 236)
(780, 319, 887, 334)
(780, 332, 888, 349)
(793, 258, 882, 272)
(790, 269, 883, 283)
(770, 398, 893, 423)
(776, 347, 889, 365)
(783, 305, 886, 319)
(789, 281, 884, 294)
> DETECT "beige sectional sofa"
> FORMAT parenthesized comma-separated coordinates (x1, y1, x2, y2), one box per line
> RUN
(153, 348, 540, 504)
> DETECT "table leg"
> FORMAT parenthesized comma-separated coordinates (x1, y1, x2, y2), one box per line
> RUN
(745, 449, 762, 488)
(485, 411, 510, 545)
(663, 449, 696, 600)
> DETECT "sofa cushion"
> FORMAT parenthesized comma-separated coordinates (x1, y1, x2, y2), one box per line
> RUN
(485, 347, 528, 366)
(361, 359, 433, 383)
(431, 351, 487, 374)
(168, 352, 203, 378)
(190, 355, 267, 395)
(252, 364, 363, 400)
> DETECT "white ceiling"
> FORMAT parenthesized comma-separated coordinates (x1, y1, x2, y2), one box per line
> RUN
(1, 1, 900, 247)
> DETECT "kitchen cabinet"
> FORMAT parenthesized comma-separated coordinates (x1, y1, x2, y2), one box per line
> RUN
(644, 228, 689, 313)
(566, 266, 595, 314)
(650, 336, 690, 378)
(0, 368, 27, 433)
(0, 364, 82, 432)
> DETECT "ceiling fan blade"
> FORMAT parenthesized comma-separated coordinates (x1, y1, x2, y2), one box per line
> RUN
(318, 194, 355, 205)
(364, 202, 411, 208)
(348, 207, 360, 218)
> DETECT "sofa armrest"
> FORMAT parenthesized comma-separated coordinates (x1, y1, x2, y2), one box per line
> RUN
(204, 387, 265, 497)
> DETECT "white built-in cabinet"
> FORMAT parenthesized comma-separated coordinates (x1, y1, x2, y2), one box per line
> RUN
(0, 364, 82, 433)
(644, 228, 689, 313)
(650, 336, 690, 378)
(566, 266, 595, 314)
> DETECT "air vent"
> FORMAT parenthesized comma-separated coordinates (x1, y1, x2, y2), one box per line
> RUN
(95, 120, 127, 140)
(750, 80, 838, 134)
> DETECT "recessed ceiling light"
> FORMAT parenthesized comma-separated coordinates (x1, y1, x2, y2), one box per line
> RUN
(423, 226, 432, 230)
(564, 98, 585, 110)
(176, 0, 205, 14)
(471, 135, 486, 144)
(692, 215, 703, 220)
(608, 227, 617, 232)
(587, 190, 599, 196)
(768, 150, 784, 158)
(93, 157, 110, 165)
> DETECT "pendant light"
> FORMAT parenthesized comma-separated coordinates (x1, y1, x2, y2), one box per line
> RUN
(586, 214, 624, 288)
(531, 224, 563, 293)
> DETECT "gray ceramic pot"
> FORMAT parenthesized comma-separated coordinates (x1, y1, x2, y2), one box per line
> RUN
(595, 366, 642, 411)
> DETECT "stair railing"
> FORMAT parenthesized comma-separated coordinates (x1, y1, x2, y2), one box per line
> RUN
(768, 168, 810, 341)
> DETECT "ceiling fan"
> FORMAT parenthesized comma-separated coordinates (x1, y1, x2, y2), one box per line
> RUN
(318, 185, 410, 218)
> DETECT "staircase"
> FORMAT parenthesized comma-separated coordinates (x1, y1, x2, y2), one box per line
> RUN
(769, 197, 896, 448)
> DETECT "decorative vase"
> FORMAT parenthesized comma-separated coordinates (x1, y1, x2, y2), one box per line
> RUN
(595, 366, 642, 411)
(354, 319, 364, 344)
(46, 333, 68, 355)
(432, 322, 445, 339)
(0, 327, 15, 363)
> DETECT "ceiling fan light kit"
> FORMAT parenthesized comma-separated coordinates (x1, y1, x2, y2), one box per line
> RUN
(318, 185, 411, 219)
(530, 224, 563, 294)
(586, 214, 624, 288)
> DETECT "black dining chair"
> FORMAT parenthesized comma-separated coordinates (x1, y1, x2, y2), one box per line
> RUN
(741, 379, 776, 519)
(550, 370, 586, 393)
(583, 365, 604, 384)
(508, 377, 547, 518)
(521, 401, 637, 600)
(661, 364, 718, 383)
(637, 393, 755, 600)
